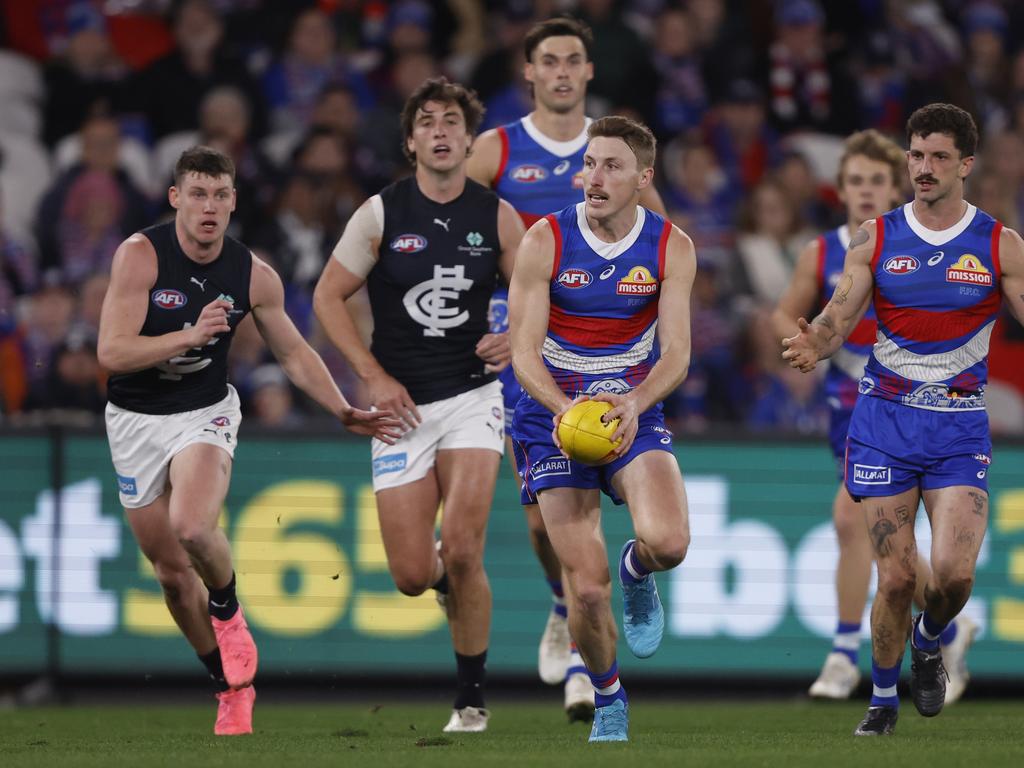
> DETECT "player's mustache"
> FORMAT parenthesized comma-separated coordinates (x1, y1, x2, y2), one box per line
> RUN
(915, 176, 938, 184)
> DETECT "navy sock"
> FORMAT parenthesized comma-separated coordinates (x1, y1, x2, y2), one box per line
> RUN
(913, 613, 943, 652)
(207, 572, 239, 621)
(589, 660, 627, 708)
(869, 658, 900, 708)
(198, 647, 229, 692)
(454, 650, 487, 709)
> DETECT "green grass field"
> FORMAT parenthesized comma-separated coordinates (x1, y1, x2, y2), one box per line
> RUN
(2, 698, 1023, 768)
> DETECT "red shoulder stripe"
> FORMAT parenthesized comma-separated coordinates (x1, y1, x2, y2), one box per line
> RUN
(991, 220, 1003, 281)
(657, 221, 671, 280)
(546, 214, 563, 282)
(493, 126, 510, 188)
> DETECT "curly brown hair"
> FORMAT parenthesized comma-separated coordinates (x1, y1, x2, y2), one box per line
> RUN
(399, 77, 485, 165)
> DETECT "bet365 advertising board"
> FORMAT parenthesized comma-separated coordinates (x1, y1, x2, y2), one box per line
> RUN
(1, 432, 1022, 680)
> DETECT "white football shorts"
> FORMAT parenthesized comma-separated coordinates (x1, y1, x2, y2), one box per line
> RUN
(105, 385, 242, 509)
(370, 380, 504, 492)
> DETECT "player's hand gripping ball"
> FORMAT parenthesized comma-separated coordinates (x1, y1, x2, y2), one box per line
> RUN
(557, 400, 621, 465)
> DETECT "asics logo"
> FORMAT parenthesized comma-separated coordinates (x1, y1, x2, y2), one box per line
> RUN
(928, 251, 945, 266)
(553, 160, 571, 176)
(599, 265, 616, 280)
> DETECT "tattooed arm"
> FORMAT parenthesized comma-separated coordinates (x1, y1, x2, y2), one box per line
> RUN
(999, 225, 1024, 326)
(782, 221, 877, 372)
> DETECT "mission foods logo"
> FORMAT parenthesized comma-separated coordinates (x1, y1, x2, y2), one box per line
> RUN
(883, 255, 919, 275)
(616, 266, 658, 295)
(946, 254, 992, 286)
(391, 234, 428, 253)
(151, 289, 187, 309)
(557, 269, 592, 288)
(510, 164, 547, 183)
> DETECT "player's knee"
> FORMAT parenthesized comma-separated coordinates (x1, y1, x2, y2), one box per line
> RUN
(833, 505, 864, 542)
(932, 568, 974, 604)
(647, 534, 689, 570)
(171, 518, 216, 554)
(438, 537, 485, 577)
(391, 568, 433, 597)
(573, 582, 611, 618)
(876, 568, 915, 604)
(152, 562, 194, 605)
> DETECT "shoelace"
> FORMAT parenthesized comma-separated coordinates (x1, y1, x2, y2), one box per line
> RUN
(596, 705, 628, 735)
(624, 582, 652, 624)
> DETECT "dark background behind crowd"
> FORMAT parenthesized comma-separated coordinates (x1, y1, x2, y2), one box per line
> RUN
(0, 0, 1022, 435)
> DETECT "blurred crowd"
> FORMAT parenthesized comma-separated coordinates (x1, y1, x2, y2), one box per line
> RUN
(0, 0, 1023, 434)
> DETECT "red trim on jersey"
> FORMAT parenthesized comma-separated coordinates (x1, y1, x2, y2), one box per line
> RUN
(847, 317, 878, 346)
(519, 211, 542, 227)
(493, 126, 510, 188)
(815, 235, 826, 304)
(874, 290, 1001, 343)
(991, 220, 1003, 281)
(549, 302, 659, 347)
(547, 214, 563, 282)
(869, 219, 885, 271)
(657, 221, 671, 280)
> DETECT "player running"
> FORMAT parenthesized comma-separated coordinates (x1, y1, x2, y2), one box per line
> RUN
(772, 130, 976, 701)
(784, 103, 1024, 736)
(467, 17, 666, 719)
(510, 116, 695, 742)
(315, 77, 524, 733)
(99, 147, 397, 736)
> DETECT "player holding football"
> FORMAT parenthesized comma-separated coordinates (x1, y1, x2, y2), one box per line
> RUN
(468, 17, 666, 718)
(509, 116, 695, 742)
(772, 130, 976, 702)
(314, 77, 524, 733)
(784, 103, 1024, 736)
(99, 146, 398, 736)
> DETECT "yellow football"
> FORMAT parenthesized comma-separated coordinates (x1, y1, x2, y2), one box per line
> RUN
(557, 399, 621, 465)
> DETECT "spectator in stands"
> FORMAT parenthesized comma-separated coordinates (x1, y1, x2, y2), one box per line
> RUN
(23, 325, 105, 415)
(43, 2, 129, 146)
(660, 139, 737, 269)
(961, 1, 1012, 135)
(21, 273, 76, 387)
(469, 2, 533, 131)
(34, 114, 149, 282)
(249, 364, 304, 428)
(851, 31, 908, 134)
(75, 271, 109, 336)
(776, 150, 839, 230)
(735, 177, 812, 305)
(703, 79, 781, 195)
(0, 195, 34, 414)
(762, 0, 856, 135)
(650, 5, 708, 140)
(130, 0, 265, 140)
(261, 7, 373, 134)
(747, 363, 828, 434)
(577, 0, 656, 119)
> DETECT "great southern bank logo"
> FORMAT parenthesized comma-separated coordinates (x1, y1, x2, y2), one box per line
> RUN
(373, 453, 407, 477)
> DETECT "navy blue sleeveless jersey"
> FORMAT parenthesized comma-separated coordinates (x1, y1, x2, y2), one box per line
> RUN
(106, 221, 252, 415)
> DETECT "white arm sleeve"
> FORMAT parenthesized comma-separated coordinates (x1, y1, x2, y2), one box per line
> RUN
(331, 195, 384, 279)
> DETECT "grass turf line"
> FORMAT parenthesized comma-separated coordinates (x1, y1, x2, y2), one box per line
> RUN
(2, 700, 1023, 767)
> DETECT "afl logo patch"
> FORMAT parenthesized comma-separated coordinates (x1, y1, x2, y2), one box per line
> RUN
(391, 234, 428, 253)
(557, 269, 592, 288)
(151, 289, 187, 309)
(510, 164, 547, 183)
(883, 256, 919, 275)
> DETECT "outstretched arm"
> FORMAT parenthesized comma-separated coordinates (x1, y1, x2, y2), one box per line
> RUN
(314, 197, 421, 430)
(783, 221, 877, 372)
(251, 256, 400, 442)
